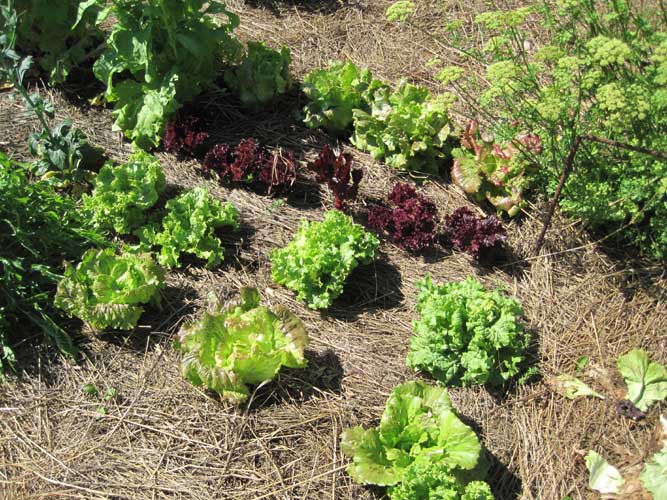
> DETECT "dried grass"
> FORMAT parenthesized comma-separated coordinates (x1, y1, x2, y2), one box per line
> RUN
(1, 1, 667, 499)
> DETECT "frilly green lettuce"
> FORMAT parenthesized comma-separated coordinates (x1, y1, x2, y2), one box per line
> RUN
(408, 276, 530, 387)
(139, 187, 240, 269)
(270, 210, 379, 309)
(83, 150, 166, 234)
(174, 287, 309, 403)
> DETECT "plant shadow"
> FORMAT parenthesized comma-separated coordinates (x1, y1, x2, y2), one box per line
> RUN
(246, 348, 344, 409)
(97, 283, 199, 353)
(325, 257, 404, 320)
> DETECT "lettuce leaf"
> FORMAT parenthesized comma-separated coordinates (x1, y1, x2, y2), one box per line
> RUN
(139, 187, 240, 269)
(270, 210, 379, 309)
(584, 450, 624, 495)
(225, 42, 291, 109)
(89, 0, 241, 148)
(302, 61, 386, 134)
(340, 381, 485, 487)
(54, 248, 165, 330)
(174, 287, 309, 403)
(83, 150, 166, 234)
(351, 80, 455, 174)
(617, 349, 667, 412)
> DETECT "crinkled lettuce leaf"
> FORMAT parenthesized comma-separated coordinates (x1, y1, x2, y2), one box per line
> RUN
(139, 187, 240, 269)
(225, 41, 291, 109)
(617, 348, 667, 412)
(54, 248, 165, 330)
(388, 461, 494, 500)
(83, 150, 166, 234)
(408, 275, 530, 387)
(270, 210, 379, 309)
(174, 287, 309, 403)
(340, 381, 485, 487)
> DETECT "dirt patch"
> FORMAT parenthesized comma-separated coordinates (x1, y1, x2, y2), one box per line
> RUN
(1, 1, 667, 499)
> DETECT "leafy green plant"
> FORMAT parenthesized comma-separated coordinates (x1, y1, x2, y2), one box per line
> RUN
(85, 0, 242, 148)
(28, 119, 104, 184)
(389, 0, 667, 258)
(452, 121, 542, 216)
(54, 248, 165, 331)
(301, 60, 386, 134)
(408, 275, 530, 387)
(139, 187, 240, 268)
(14, 0, 104, 83)
(83, 150, 166, 234)
(0, 152, 107, 376)
(340, 381, 493, 496)
(225, 41, 291, 109)
(270, 210, 379, 309)
(175, 287, 309, 402)
(351, 80, 456, 174)
(1, 3, 102, 185)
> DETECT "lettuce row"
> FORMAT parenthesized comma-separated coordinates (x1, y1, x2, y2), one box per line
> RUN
(408, 276, 530, 387)
(83, 150, 166, 234)
(341, 381, 494, 498)
(174, 287, 309, 402)
(54, 248, 165, 331)
(139, 187, 240, 269)
(270, 210, 379, 309)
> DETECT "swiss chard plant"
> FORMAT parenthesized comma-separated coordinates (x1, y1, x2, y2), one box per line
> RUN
(444, 207, 507, 260)
(270, 210, 379, 309)
(0, 152, 107, 376)
(340, 380, 494, 498)
(138, 187, 240, 269)
(54, 248, 165, 331)
(351, 80, 456, 174)
(85, 0, 242, 149)
(175, 287, 309, 403)
(225, 41, 291, 110)
(368, 183, 438, 252)
(307, 144, 362, 210)
(451, 121, 541, 216)
(408, 275, 530, 387)
(82, 150, 166, 234)
(301, 60, 386, 134)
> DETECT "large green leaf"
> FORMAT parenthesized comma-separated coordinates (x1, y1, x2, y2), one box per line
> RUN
(617, 349, 667, 411)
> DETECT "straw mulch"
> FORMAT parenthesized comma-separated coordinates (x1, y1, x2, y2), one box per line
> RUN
(1, 1, 666, 499)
